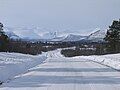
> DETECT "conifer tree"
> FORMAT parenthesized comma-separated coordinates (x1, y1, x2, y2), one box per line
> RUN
(0, 22, 9, 51)
(104, 19, 120, 53)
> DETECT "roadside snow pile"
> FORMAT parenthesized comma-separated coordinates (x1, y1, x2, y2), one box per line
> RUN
(80, 53, 120, 70)
(0, 52, 47, 84)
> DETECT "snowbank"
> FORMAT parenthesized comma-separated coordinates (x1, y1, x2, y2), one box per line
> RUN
(0, 52, 47, 83)
(79, 53, 120, 70)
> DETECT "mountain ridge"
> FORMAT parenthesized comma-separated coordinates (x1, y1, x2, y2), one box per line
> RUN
(3, 27, 106, 42)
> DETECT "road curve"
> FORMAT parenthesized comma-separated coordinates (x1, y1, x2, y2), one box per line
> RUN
(1, 50, 120, 90)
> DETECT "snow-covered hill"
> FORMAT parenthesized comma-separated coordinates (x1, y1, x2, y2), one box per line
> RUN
(4, 27, 41, 40)
(41, 32, 57, 39)
(63, 34, 87, 42)
(87, 30, 106, 42)
(51, 36, 66, 41)
(4, 27, 20, 40)
(5, 31, 20, 40)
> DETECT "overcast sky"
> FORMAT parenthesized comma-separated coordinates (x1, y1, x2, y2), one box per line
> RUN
(0, 0, 120, 33)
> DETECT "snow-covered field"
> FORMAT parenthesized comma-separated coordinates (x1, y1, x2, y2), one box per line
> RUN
(79, 53, 120, 70)
(0, 50, 120, 90)
(0, 52, 47, 83)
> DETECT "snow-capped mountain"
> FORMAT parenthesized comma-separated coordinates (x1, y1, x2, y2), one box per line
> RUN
(5, 31, 20, 40)
(63, 34, 87, 42)
(51, 36, 66, 41)
(87, 30, 106, 42)
(4, 27, 59, 40)
(3, 27, 20, 40)
(4, 27, 42, 40)
(41, 32, 57, 39)
(3, 27, 107, 42)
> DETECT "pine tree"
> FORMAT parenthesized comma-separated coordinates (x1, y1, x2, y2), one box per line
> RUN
(0, 22, 4, 35)
(0, 22, 9, 51)
(104, 19, 120, 53)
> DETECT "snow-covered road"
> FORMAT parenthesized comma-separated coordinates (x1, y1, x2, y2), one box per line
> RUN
(1, 50, 120, 90)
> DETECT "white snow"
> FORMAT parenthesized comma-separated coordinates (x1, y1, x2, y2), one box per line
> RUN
(87, 29, 107, 41)
(41, 32, 57, 39)
(63, 34, 87, 41)
(0, 50, 120, 90)
(0, 52, 47, 83)
(78, 53, 120, 70)
(4, 27, 20, 40)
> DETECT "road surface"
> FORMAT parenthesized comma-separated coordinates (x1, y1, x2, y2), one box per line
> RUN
(1, 50, 120, 90)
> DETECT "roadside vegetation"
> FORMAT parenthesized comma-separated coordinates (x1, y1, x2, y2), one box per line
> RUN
(61, 43, 106, 57)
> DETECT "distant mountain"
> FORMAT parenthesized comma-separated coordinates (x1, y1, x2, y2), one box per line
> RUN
(3, 27, 107, 42)
(87, 30, 106, 42)
(50, 29, 107, 42)
(4, 27, 41, 40)
(51, 36, 66, 41)
(41, 32, 57, 39)
(62, 34, 87, 42)
(4, 30, 20, 40)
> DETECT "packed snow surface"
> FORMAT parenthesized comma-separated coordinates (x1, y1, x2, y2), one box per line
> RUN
(0, 52, 47, 83)
(0, 50, 120, 90)
(80, 53, 120, 70)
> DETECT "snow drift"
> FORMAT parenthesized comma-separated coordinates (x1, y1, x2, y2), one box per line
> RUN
(79, 53, 120, 70)
(0, 52, 47, 83)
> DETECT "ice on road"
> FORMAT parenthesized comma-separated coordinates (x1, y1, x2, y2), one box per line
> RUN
(1, 50, 120, 90)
